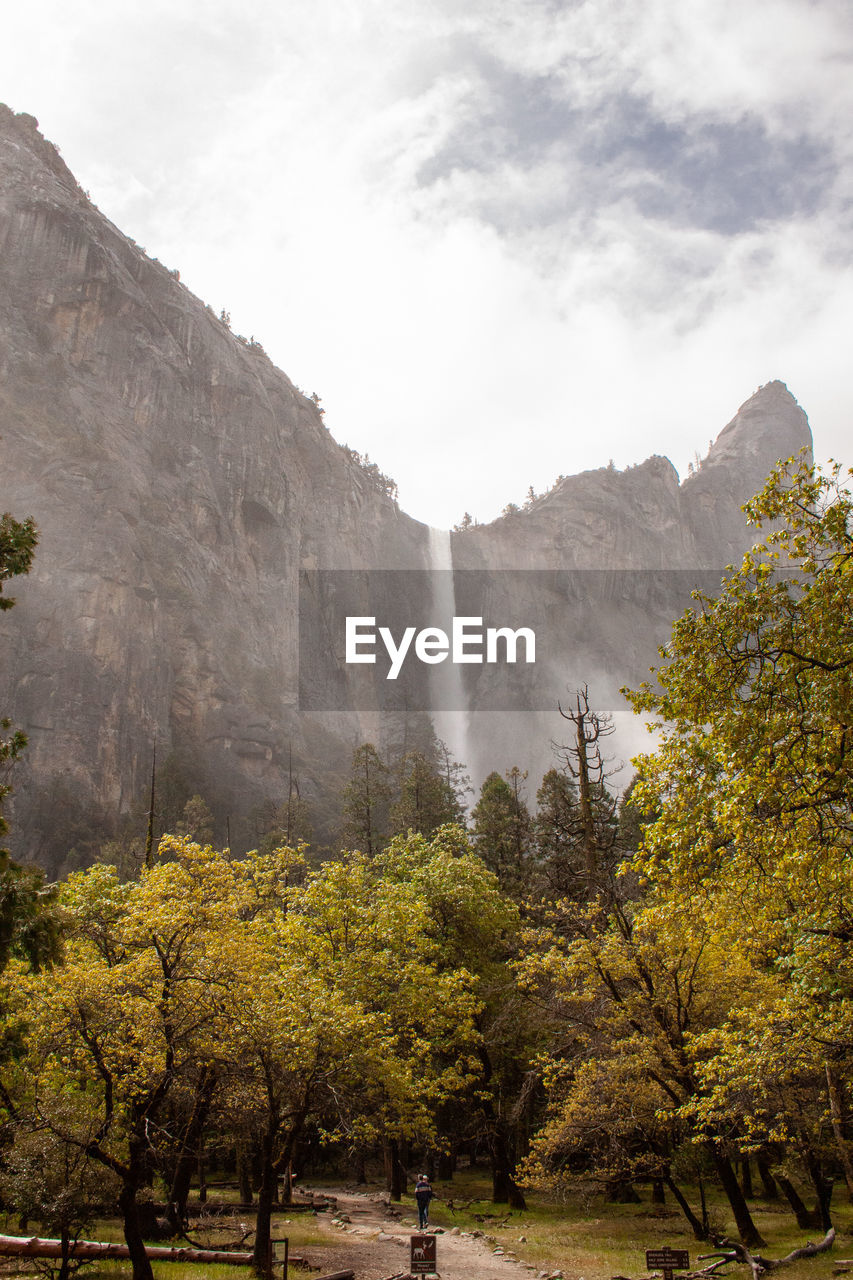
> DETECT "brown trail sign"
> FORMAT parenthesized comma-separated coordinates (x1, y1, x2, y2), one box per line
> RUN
(410, 1233, 437, 1274)
(646, 1247, 690, 1280)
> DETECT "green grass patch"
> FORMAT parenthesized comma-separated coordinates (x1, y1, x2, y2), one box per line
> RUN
(399, 1169, 852, 1280)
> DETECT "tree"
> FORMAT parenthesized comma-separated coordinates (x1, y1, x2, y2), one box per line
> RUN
(175, 795, 215, 844)
(552, 687, 619, 893)
(221, 908, 378, 1268)
(389, 751, 463, 838)
(0, 1094, 121, 1280)
(0, 512, 37, 612)
(517, 885, 767, 1242)
(21, 841, 247, 1280)
(341, 743, 391, 856)
(434, 738, 472, 814)
(471, 769, 531, 896)
(372, 826, 526, 1204)
(620, 455, 853, 1234)
(520, 1055, 709, 1235)
(226, 828, 489, 1242)
(0, 513, 60, 972)
(531, 768, 579, 898)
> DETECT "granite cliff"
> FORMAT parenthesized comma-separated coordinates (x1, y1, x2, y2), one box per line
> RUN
(0, 106, 812, 867)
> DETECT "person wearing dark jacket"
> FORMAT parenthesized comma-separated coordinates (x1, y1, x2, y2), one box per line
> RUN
(414, 1173, 433, 1228)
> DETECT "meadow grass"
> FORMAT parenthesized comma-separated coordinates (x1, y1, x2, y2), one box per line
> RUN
(399, 1170, 852, 1280)
(0, 1202, 323, 1280)
(3, 1176, 849, 1280)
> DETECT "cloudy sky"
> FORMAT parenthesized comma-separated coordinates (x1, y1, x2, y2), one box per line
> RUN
(2, 0, 851, 528)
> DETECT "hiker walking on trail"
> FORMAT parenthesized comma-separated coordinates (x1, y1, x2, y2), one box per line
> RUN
(415, 1173, 433, 1228)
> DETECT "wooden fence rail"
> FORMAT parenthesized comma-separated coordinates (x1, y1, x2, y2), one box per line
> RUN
(0, 1233, 278, 1267)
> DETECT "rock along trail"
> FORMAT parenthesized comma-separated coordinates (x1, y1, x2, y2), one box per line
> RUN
(297, 1187, 557, 1280)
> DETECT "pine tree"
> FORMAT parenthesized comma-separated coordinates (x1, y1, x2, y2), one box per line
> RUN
(0, 512, 60, 971)
(471, 767, 531, 896)
(341, 742, 391, 856)
(389, 751, 463, 838)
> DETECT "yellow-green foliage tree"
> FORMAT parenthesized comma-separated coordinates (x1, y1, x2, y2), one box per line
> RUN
(11, 828, 507, 1277)
(373, 826, 528, 1204)
(624, 457, 853, 1228)
(520, 457, 853, 1245)
(222, 829, 490, 1264)
(14, 843, 246, 1280)
(517, 888, 765, 1241)
(264, 825, 511, 1211)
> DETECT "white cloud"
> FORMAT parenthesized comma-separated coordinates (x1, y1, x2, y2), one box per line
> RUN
(1, 0, 851, 526)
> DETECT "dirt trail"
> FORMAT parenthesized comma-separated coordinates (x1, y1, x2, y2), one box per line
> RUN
(295, 1187, 558, 1280)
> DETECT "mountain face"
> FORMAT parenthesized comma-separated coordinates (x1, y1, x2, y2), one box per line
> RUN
(0, 106, 813, 868)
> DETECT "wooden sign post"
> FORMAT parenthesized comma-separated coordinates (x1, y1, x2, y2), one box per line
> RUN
(646, 1247, 690, 1280)
(410, 1234, 437, 1274)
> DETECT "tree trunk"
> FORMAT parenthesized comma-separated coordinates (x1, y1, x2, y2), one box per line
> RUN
(709, 1148, 765, 1248)
(740, 1158, 753, 1199)
(119, 1182, 155, 1280)
(757, 1158, 779, 1199)
(826, 1062, 853, 1203)
(167, 1152, 194, 1233)
(490, 1126, 527, 1209)
(605, 1178, 641, 1203)
(352, 1148, 366, 1185)
(665, 1176, 708, 1241)
(384, 1139, 405, 1202)
(166, 1074, 216, 1231)
(237, 1148, 253, 1205)
(777, 1175, 822, 1229)
(252, 1145, 276, 1275)
(437, 1148, 454, 1181)
(652, 1179, 666, 1205)
(58, 1229, 71, 1280)
(198, 1140, 207, 1204)
(802, 1147, 834, 1231)
(0, 1235, 257, 1265)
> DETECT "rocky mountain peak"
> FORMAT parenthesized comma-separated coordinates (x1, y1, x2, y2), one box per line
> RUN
(688, 380, 811, 486)
(679, 380, 812, 563)
(0, 106, 819, 868)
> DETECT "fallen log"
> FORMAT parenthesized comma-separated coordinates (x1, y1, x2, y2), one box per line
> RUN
(313, 1272, 355, 1280)
(0, 1233, 254, 1265)
(614, 1230, 837, 1280)
(707, 1229, 836, 1280)
(756, 1228, 836, 1270)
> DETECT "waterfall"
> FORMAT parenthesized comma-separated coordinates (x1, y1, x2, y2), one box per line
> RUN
(427, 528, 472, 785)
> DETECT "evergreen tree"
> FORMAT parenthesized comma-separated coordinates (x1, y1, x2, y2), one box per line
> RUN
(341, 743, 391, 856)
(175, 795, 215, 844)
(0, 512, 60, 971)
(471, 767, 531, 896)
(531, 768, 581, 897)
(0, 512, 37, 613)
(251, 748, 314, 854)
(434, 737, 472, 814)
(389, 751, 463, 838)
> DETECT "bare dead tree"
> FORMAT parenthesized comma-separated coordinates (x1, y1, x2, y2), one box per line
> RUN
(552, 685, 619, 890)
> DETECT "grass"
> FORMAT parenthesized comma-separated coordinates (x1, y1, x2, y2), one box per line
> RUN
(395, 1170, 852, 1280)
(4, 1176, 849, 1280)
(0, 1202, 324, 1280)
